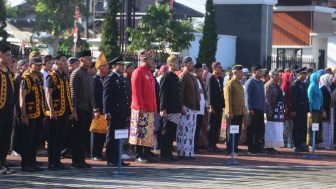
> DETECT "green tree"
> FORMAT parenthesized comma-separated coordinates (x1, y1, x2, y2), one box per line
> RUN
(99, 0, 120, 61)
(126, 3, 195, 56)
(4, 0, 19, 19)
(196, 0, 218, 67)
(26, 0, 88, 53)
(0, 0, 9, 45)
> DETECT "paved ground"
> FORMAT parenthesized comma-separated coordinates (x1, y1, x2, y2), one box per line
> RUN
(6, 142, 336, 167)
(4, 141, 336, 188)
(1, 166, 336, 188)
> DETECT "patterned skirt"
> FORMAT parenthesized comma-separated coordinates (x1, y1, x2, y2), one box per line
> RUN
(129, 109, 155, 147)
(265, 121, 284, 148)
(307, 110, 323, 146)
(176, 106, 198, 157)
(122, 117, 134, 154)
(283, 119, 293, 144)
(319, 108, 334, 149)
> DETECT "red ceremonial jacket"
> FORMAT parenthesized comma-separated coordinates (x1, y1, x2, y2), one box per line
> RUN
(131, 65, 157, 112)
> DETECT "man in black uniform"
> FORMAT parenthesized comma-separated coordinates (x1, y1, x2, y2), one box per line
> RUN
(103, 55, 130, 166)
(0, 45, 15, 174)
(290, 67, 309, 152)
(206, 62, 225, 152)
(20, 57, 46, 172)
(45, 53, 72, 170)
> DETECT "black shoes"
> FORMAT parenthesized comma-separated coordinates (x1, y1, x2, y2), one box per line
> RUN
(107, 161, 130, 166)
(178, 156, 190, 160)
(161, 157, 172, 162)
(208, 146, 224, 152)
(58, 163, 71, 170)
(149, 151, 159, 157)
(169, 155, 180, 161)
(33, 165, 44, 172)
(48, 164, 60, 171)
(147, 156, 159, 163)
(72, 162, 87, 168)
(21, 166, 35, 172)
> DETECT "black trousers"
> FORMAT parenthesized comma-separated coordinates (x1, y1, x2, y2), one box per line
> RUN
(226, 115, 243, 153)
(106, 117, 126, 163)
(0, 105, 14, 166)
(135, 145, 151, 159)
(195, 114, 204, 151)
(48, 113, 69, 165)
(160, 119, 177, 157)
(21, 116, 44, 167)
(71, 109, 92, 164)
(154, 118, 163, 151)
(207, 110, 222, 147)
(246, 109, 264, 152)
(12, 117, 23, 154)
(292, 112, 308, 148)
(90, 132, 106, 158)
(61, 119, 73, 156)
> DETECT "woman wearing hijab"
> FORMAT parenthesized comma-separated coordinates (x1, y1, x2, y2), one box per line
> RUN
(319, 74, 334, 149)
(307, 72, 326, 147)
(281, 72, 293, 147)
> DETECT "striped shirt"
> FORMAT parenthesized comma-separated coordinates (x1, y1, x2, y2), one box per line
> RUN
(70, 66, 95, 112)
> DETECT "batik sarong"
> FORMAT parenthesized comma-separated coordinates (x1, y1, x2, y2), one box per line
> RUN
(129, 109, 155, 147)
(319, 107, 334, 149)
(265, 121, 284, 148)
(176, 106, 198, 157)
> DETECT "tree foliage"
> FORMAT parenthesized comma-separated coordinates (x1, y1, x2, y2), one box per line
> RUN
(0, 0, 9, 45)
(126, 3, 195, 54)
(4, 0, 19, 19)
(99, 0, 120, 61)
(26, 0, 88, 53)
(196, 0, 218, 67)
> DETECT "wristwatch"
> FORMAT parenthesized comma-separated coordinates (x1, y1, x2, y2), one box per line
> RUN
(21, 114, 27, 118)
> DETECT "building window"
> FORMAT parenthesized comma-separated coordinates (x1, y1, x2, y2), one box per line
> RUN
(277, 49, 302, 59)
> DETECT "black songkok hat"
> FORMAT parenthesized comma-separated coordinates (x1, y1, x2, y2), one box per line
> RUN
(194, 64, 203, 69)
(251, 65, 262, 72)
(108, 54, 124, 65)
(78, 50, 92, 58)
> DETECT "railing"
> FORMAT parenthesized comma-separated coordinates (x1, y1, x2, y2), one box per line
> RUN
(264, 56, 316, 70)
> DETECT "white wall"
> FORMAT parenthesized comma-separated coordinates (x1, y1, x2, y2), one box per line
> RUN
(312, 37, 328, 66)
(181, 32, 237, 69)
(327, 37, 336, 68)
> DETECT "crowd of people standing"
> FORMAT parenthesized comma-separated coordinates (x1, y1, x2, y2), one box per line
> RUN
(0, 44, 335, 175)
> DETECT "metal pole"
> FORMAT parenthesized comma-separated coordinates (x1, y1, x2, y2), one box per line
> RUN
(118, 139, 122, 173)
(231, 133, 235, 163)
(312, 131, 316, 157)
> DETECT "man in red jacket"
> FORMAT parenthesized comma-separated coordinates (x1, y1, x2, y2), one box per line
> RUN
(129, 49, 158, 163)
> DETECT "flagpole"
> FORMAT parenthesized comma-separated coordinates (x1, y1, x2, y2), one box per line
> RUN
(74, 5, 80, 56)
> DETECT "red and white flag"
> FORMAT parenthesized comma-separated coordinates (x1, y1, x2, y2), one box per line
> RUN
(20, 40, 25, 56)
(170, 0, 174, 9)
